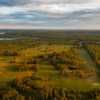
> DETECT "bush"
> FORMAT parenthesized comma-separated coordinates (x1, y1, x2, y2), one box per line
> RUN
(1, 50, 18, 56)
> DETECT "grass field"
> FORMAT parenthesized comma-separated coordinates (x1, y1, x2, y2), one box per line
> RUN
(0, 44, 99, 88)
(0, 31, 100, 100)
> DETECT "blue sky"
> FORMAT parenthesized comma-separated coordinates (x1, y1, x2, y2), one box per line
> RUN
(0, 0, 100, 29)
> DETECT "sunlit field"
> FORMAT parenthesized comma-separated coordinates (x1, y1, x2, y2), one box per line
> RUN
(0, 30, 100, 100)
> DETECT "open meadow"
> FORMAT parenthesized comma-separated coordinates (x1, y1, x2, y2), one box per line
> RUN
(0, 30, 100, 100)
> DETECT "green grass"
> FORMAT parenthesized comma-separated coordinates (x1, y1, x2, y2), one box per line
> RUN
(34, 78, 100, 91)
(36, 64, 59, 80)
(0, 43, 100, 92)
(80, 48, 96, 69)
(34, 63, 100, 91)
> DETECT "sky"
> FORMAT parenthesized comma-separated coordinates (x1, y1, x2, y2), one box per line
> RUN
(0, 0, 100, 29)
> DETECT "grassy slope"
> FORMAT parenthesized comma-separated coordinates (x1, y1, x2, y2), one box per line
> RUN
(35, 63, 95, 91)
(0, 41, 100, 91)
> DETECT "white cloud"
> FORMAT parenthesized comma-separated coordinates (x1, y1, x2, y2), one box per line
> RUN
(32, 3, 100, 14)
(0, 3, 100, 16)
(0, 0, 100, 29)
(0, 6, 25, 15)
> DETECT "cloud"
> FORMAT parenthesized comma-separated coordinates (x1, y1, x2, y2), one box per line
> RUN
(0, 0, 32, 6)
(0, 0, 100, 29)
(0, 2, 100, 15)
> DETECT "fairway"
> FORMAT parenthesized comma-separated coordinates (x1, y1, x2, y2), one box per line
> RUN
(0, 31, 99, 100)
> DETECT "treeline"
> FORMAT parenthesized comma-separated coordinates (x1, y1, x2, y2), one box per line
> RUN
(0, 89, 100, 100)
(0, 77, 100, 100)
